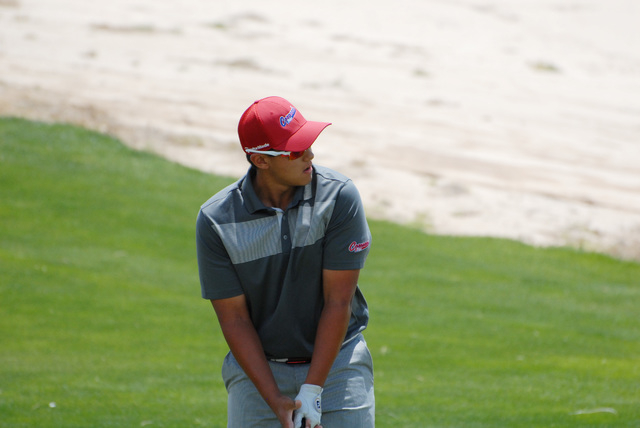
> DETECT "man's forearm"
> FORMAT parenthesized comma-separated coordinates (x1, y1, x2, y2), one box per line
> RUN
(305, 300, 351, 387)
(219, 318, 283, 406)
(213, 296, 300, 427)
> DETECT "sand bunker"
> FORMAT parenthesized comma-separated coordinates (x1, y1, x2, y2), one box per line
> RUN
(1, 0, 639, 260)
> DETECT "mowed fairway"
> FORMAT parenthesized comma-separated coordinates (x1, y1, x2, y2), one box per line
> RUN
(1, 118, 639, 427)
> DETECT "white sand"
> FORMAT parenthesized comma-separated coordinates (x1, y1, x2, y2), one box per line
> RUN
(1, 0, 639, 259)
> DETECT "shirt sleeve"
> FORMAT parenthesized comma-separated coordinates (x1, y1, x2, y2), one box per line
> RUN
(196, 209, 245, 300)
(322, 180, 372, 270)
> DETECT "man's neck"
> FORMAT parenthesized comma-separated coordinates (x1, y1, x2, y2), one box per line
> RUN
(252, 172, 296, 211)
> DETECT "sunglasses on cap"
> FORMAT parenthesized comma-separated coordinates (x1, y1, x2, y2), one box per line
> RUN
(245, 148, 308, 160)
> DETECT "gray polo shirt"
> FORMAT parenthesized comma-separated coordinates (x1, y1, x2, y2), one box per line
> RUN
(196, 165, 371, 359)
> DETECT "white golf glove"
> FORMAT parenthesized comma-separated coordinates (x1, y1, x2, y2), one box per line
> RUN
(294, 384, 323, 428)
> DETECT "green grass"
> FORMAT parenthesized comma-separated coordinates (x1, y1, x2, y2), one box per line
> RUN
(1, 117, 639, 427)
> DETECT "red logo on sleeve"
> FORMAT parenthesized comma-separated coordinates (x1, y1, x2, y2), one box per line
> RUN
(348, 240, 370, 253)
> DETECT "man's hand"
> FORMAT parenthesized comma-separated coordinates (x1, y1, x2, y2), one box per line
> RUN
(269, 394, 302, 428)
(293, 384, 323, 428)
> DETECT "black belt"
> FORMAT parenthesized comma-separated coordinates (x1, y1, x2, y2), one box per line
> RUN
(268, 357, 312, 364)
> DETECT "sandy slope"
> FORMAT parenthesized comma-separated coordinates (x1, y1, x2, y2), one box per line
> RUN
(1, 0, 639, 259)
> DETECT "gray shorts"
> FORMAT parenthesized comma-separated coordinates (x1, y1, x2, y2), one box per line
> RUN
(222, 333, 375, 427)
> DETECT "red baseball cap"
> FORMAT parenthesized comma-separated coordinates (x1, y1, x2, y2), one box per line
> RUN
(238, 96, 331, 153)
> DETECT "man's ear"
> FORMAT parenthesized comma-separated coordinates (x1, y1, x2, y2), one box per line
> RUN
(250, 153, 270, 170)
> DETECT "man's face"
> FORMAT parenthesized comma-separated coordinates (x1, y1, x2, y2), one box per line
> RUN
(264, 148, 315, 188)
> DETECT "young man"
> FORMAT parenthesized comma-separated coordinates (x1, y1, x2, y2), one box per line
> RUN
(196, 96, 374, 428)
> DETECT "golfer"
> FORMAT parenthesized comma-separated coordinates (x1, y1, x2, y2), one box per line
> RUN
(196, 96, 375, 428)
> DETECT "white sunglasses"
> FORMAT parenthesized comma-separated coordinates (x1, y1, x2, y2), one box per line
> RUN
(245, 148, 308, 160)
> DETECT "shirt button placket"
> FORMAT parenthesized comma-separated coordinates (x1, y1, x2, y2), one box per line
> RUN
(281, 213, 292, 254)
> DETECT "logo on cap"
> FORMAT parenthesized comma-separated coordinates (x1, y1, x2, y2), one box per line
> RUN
(246, 143, 270, 152)
(279, 107, 297, 127)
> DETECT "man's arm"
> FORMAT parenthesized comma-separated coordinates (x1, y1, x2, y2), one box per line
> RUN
(211, 295, 301, 428)
(304, 268, 360, 387)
